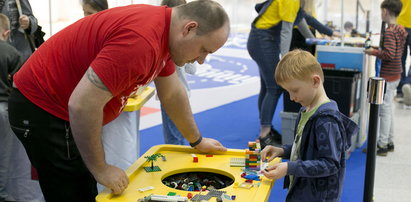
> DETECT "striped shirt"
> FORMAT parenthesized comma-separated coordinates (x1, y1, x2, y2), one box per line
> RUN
(371, 24, 408, 82)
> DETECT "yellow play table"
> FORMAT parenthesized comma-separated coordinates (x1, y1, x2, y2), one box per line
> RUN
(96, 145, 280, 202)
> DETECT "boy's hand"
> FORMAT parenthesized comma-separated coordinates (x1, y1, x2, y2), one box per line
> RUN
(260, 145, 284, 162)
(364, 47, 375, 55)
(261, 162, 288, 180)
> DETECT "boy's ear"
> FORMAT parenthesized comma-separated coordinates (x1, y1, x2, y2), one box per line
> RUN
(1, 30, 10, 40)
(312, 74, 321, 87)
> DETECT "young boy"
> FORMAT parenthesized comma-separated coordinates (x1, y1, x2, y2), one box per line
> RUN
(364, 0, 408, 156)
(260, 50, 359, 201)
(0, 13, 22, 201)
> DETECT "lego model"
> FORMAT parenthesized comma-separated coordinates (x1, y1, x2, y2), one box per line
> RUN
(245, 141, 261, 171)
(138, 194, 188, 202)
(191, 189, 226, 201)
(144, 153, 164, 172)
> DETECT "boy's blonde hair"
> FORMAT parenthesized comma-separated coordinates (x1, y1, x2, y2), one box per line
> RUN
(0, 13, 10, 33)
(275, 49, 324, 85)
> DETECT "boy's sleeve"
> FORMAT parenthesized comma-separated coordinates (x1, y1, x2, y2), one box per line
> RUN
(372, 30, 396, 61)
(287, 117, 342, 177)
(282, 145, 293, 159)
(8, 49, 23, 76)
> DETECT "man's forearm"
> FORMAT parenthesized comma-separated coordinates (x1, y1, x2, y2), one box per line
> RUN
(160, 86, 200, 143)
(68, 104, 106, 173)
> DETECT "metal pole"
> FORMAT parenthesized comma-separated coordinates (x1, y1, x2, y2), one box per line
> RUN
(363, 77, 385, 202)
(341, 0, 344, 46)
(49, 0, 52, 36)
(356, 0, 359, 29)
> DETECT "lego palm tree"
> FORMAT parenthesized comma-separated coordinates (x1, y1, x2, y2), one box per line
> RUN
(144, 153, 164, 172)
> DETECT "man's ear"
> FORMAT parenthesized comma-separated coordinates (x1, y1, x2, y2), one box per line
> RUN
(182, 21, 198, 37)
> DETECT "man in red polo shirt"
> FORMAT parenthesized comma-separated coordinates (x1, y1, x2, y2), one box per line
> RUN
(8, 0, 230, 201)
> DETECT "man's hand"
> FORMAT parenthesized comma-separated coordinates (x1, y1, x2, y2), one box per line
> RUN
(19, 15, 30, 30)
(92, 164, 129, 195)
(260, 145, 284, 162)
(261, 162, 288, 180)
(194, 137, 227, 153)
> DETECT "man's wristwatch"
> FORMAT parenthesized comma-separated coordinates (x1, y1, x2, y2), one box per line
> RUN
(189, 136, 203, 148)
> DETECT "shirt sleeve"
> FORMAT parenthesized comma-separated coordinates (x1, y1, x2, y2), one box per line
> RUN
(91, 28, 155, 96)
(21, 0, 38, 34)
(374, 30, 396, 61)
(158, 58, 175, 77)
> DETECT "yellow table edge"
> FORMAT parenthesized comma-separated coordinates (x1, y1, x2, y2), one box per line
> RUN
(123, 87, 155, 112)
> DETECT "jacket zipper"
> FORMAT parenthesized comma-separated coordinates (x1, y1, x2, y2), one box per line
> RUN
(23, 129, 29, 138)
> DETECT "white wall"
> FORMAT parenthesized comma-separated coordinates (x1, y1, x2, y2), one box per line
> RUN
(29, 0, 384, 39)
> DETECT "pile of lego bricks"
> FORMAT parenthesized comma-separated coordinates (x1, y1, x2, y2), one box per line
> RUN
(162, 172, 234, 191)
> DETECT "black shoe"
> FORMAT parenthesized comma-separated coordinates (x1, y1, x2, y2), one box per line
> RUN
(270, 127, 282, 143)
(377, 146, 388, 156)
(258, 130, 282, 149)
(387, 143, 394, 152)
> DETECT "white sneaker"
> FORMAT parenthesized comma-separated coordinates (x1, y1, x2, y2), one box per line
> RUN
(402, 84, 411, 107)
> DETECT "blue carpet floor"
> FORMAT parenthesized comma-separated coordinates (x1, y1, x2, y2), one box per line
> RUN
(140, 95, 367, 202)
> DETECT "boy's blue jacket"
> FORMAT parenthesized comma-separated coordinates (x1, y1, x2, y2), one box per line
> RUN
(282, 100, 359, 202)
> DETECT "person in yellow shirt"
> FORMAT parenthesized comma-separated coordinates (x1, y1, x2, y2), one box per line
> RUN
(247, 0, 317, 148)
(397, 0, 411, 97)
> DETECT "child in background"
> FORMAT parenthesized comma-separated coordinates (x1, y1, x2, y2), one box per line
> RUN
(364, 0, 407, 156)
(82, 0, 108, 16)
(260, 50, 359, 201)
(0, 13, 23, 202)
(159, 0, 198, 145)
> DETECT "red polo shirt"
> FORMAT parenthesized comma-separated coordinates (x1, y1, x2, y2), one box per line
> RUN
(14, 5, 175, 124)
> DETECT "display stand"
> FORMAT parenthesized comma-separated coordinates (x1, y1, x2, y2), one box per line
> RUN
(317, 45, 370, 147)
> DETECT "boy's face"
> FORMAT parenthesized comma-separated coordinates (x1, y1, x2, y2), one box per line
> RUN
(281, 76, 319, 108)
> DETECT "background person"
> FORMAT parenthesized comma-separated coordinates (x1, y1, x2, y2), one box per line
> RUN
(0, 0, 38, 61)
(364, 0, 407, 156)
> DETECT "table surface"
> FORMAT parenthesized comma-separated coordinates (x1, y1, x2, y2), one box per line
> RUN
(96, 145, 280, 202)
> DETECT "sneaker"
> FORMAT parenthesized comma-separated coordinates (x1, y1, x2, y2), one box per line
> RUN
(377, 146, 388, 156)
(270, 127, 282, 143)
(395, 92, 404, 103)
(258, 130, 282, 149)
(387, 143, 394, 152)
(402, 84, 411, 106)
